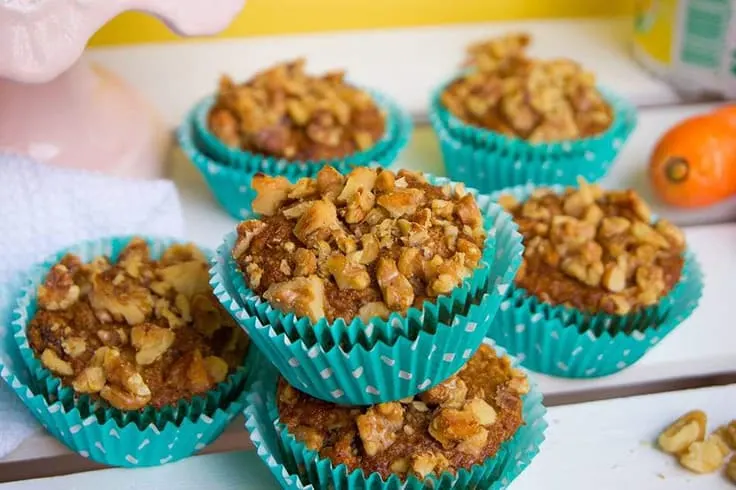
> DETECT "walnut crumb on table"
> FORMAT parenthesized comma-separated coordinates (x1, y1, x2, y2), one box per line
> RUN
(232, 166, 487, 324)
(500, 179, 686, 315)
(441, 33, 613, 142)
(208, 58, 386, 160)
(657, 411, 736, 482)
(27, 238, 249, 411)
(277, 344, 528, 481)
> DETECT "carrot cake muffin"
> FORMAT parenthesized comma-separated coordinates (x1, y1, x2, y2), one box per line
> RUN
(232, 166, 488, 323)
(27, 238, 249, 411)
(208, 59, 386, 160)
(277, 343, 527, 480)
(441, 33, 613, 142)
(499, 180, 686, 315)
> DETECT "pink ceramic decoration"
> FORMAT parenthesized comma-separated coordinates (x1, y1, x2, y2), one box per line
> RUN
(0, 0, 246, 178)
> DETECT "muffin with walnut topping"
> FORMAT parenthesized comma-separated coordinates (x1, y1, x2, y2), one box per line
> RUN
(487, 181, 703, 378)
(181, 59, 412, 220)
(11, 236, 254, 467)
(244, 341, 546, 489)
(429, 33, 637, 193)
(212, 165, 524, 404)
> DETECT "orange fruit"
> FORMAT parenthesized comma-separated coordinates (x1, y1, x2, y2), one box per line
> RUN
(649, 114, 736, 208)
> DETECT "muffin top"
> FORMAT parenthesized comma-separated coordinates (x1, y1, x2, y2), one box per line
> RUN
(441, 33, 613, 142)
(232, 166, 487, 324)
(208, 59, 386, 160)
(499, 180, 686, 315)
(28, 238, 249, 411)
(278, 344, 528, 480)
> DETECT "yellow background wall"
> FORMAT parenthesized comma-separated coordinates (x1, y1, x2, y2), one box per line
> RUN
(89, 0, 634, 46)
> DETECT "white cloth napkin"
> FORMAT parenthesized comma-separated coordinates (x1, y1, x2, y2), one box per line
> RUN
(0, 153, 184, 458)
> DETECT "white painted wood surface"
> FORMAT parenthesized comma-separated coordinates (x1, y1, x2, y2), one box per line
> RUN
(6, 384, 734, 489)
(85, 17, 681, 129)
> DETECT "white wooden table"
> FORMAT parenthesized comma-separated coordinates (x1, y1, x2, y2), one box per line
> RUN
(3, 16, 736, 489)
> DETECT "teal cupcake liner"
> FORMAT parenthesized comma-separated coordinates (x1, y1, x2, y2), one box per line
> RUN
(5, 235, 254, 466)
(222, 174, 522, 350)
(210, 179, 524, 404)
(177, 120, 260, 220)
(178, 94, 412, 220)
(243, 338, 547, 490)
(486, 184, 704, 378)
(428, 77, 638, 192)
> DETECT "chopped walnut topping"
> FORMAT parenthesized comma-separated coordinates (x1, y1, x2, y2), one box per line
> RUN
(443, 34, 612, 141)
(234, 166, 487, 323)
(72, 366, 106, 394)
(27, 239, 249, 411)
(356, 402, 405, 456)
(41, 348, 74, 376)
(376, 257, 414, 311)
(208, 59, 385, 160)
(326, 254, 370, 291)
(421, 376, 468, 408)
(278, 344, 524, 481)
(411, 453, 451, 479)
(263, 275, 326, 323)
(504, 180, 686, 314)
(131, 324, 176, 366)
(294, 200, 341, 245)
(252, 175, 291, 216)
(38, 265, 80, 311)
(377, 188, 424, 217)
(358, 302, 391, 323)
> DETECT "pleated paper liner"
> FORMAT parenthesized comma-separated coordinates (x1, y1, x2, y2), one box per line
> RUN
(191, 87, 413, 176)
(7, 235, 255, 466)
(210, 184, 524, 404)
(485, 184, 704, 378)
(428, 77, 638, 193)
(221, 174, 522, 350)
(243, 338, 547, 490)
(178, 98, 412, 220)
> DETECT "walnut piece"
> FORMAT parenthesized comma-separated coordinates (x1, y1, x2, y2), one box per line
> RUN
(233, 220, 266, 258)
(727, 454, 736, 483)
(72, 366, 106, 393)
(294, 200, 340, 245)
(61, 337, 87, 358)
(157, 260, 210, 299)
(263, 275, 326, 323)
(252, 175, 291, 216)
(38, 265, 80, 311)
(410, 453, 450, 479)
(421, 376, 468, 408)
(429, 407, 485, 451)
(376, 257, 414, 311)
(356, 402, 404, 456)
(131, 324, 176, 366)
(679, 436, 728, 474)
(203, 356, 229, 384)
(41, 348, 73, 376)
(358, 302, 391, 323)
(377, 188, 424, 217)
(715, 421, 736, 450)
(658, 410, 707, 454)
(326, 254, 370, 291)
